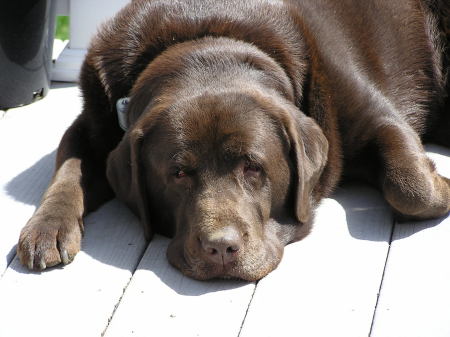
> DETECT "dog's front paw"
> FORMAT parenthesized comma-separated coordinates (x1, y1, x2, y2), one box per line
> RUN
(17, 211, 83, 270)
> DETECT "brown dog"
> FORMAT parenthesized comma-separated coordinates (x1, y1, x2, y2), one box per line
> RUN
(17, 0, 450, 281)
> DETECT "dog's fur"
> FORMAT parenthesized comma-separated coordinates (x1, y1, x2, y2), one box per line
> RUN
(18, 0, 450, 280)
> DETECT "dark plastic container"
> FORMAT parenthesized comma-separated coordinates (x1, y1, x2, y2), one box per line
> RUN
(0, 0, 56, 109)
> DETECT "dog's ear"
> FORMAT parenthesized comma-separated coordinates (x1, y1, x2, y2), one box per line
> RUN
(106, 125, 153, 239)
(282, 106, 329, 225)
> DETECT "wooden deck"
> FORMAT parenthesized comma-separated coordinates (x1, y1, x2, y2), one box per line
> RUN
(0, 83, 449, 337)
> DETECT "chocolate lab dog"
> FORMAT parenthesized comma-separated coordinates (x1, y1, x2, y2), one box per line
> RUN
(17, 0, 450, 281)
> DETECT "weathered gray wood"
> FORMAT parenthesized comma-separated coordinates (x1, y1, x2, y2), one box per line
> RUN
(371, 144, 450, 337)
(240, 185, 393, 337)
(103, 235, 255, 337)
(0, 84, 148, 336)
(0, 200, 147, 337)
(0, 84, 81, 275)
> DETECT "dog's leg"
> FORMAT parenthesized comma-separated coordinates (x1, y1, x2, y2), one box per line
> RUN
(17, 114, 117, 270)
(377, 122, 450, 219)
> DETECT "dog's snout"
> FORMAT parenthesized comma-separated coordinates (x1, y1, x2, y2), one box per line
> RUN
(199, 226, 242, 266)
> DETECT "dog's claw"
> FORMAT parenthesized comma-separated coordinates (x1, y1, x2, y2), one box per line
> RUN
(61, 250, 70, 265)
(27, 260, 34, 271)
(38, 260, 46, 270)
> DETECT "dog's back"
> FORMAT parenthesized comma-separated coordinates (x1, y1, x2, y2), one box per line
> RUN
(83, 0, 449, 134)
(424, 0, 450, 144)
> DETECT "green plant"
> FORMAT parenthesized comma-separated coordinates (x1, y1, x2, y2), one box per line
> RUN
(55, 16, 69, 40)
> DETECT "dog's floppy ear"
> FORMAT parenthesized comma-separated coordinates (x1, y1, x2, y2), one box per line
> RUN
(106, 124, 153, 239)
(282, 106, 329, 225)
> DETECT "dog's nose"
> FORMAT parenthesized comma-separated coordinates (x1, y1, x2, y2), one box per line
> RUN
(200, 227, 242, 266)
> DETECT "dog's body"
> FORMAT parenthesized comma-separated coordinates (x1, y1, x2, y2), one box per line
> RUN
(18, 0, 450, 280)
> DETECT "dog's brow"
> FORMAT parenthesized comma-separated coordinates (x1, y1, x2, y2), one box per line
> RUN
(171, 151, 198, 167)
(223, 148, 265, 166)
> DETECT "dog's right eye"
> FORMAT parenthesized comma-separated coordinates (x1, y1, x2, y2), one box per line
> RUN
(175, 169, 187, 179)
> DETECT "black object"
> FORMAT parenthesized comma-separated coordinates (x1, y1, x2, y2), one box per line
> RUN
(0, 0, 56, 109)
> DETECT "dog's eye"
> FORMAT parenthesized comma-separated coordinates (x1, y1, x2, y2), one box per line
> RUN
(175, 169, 187, 179)
(243, 162, 261, 175)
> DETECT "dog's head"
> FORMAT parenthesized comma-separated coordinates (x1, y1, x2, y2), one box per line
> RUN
(106, 40, 328, 281)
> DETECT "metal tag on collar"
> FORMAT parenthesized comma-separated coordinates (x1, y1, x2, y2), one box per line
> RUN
(116, 97, 130, 131)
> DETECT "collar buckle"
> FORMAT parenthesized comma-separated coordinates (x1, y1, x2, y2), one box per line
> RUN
(116, 97, 130, 131)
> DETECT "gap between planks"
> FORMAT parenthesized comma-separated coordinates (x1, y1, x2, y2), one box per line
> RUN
(368, 219, 396, 336)
(238, 280, 259, 337)
(101, 240, 152, 337)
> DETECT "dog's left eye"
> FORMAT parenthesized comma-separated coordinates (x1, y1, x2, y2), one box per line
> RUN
(243, 162, 261, 176)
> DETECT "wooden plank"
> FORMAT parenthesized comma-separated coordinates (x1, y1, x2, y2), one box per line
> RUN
(103, 235, 255, 337)
(0, 84, 82, 275)
(0, 199, 147, 337)
(0, 83, 149, 337)
(240, 185, 393, 337)
(370, 144, 450, 337)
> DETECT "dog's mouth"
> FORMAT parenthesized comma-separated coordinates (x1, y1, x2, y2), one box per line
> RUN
(166, 235, 284, 281)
